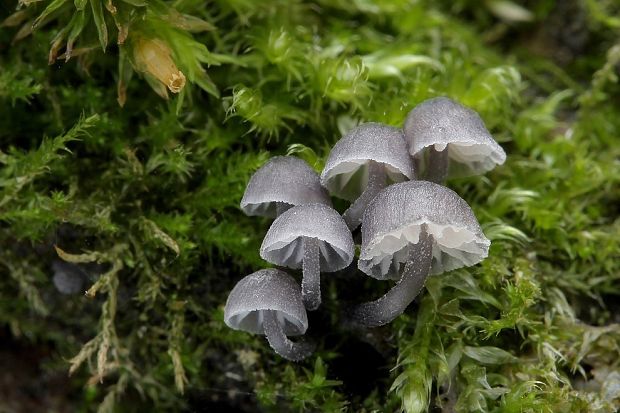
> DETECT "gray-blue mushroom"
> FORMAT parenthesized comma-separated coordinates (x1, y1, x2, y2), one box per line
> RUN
(403, 97, 506, 183)
(241, 156, 331, 218)
(224, 269, 313, 361)
(321, 123, 414, 230)
(349, 181, 490, 327)
(260, 203, 354, 311)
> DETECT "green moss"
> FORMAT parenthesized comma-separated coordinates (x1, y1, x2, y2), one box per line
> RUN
(1, 0, 619, 411)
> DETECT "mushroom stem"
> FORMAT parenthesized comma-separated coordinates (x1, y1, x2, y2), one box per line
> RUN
(275, 203, 289, 216)
(425, 146, 449, 184)
(346, 228, 433, 328)
(263, 310, 315, 361)
(342, 160, 386, 230)
(302, 236, 321, 311)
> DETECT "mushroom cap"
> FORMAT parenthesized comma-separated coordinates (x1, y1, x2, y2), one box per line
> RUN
(321, 122, 414, 201)
(240, 156, 331, 218)
(260, 203, 354, 272)
(359, 181, 490, 280)
(224, 269, 308, 336)
(403, 97, 506, 177)
(52, 261, 85, 295)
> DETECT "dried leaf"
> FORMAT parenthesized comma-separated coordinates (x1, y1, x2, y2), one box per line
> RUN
(111, 6, 132, 44)
(117, 47, 134, 106)
(104, 0, 117, 14)
(1, 10, 30, 28)
(55, 245, 105, 263)
(68, 336, 99, 376)
(12, 21, 34, 43)
(97, 338, 110, 382)
(49, 26, 69, 64)
(142, 218, 180, 256)
(168, 348, 188, 394)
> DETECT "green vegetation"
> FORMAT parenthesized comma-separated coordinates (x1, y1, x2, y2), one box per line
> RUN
(1, 0, 619, 411)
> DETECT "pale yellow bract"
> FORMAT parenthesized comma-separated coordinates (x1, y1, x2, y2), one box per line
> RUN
(133, 37, 186, 93)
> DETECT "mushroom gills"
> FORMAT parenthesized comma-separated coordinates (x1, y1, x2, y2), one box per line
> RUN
(302, 236, 322, 311)
(425, 145, 449, 184)
(360, 220, 487, 280)
(347, 227, 433, 328)
(265, 237, 349, 270)
(342, 160, 386, 230)
(264, 310, 315, 361)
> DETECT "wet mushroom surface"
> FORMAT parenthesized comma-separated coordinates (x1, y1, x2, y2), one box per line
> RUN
(260, 203, 354, 311)
(321, 122, 414, 230)
(240, 156, 331, 218)
(403, 97, 506, 183)
(345, 180, 489, 327)
(224, 269, 315, 361)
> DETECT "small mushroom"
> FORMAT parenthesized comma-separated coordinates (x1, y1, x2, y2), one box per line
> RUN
(240, 156, 331, 218)
(321, 122, 414, 230)
(403, 97, 506, 183)
(51, 260, 86, 295)
(260, 203, 354, 311)
(348, 181, 490, 327)
(224, 269, 314, 361)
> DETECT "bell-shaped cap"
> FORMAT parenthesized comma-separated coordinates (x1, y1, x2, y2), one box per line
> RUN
(260, 204, 354, 272)
(403, 97, 506, 177)
(321, 123, 414, 201)
(240, 156, 331, 217)
(224, 269, 308, 336)
(359, 181, 490, 280)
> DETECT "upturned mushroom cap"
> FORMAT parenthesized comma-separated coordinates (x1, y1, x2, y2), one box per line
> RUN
(240, 156, 331, 217)
(359, 181, 490, 280)
(224, 269, 308, 336)
(260, 204, 354, 272)
(403, 97, 506, 176)
(321, 123, 414, 201)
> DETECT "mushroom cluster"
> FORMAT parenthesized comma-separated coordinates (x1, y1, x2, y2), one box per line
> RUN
(224, 97, 506, 360)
